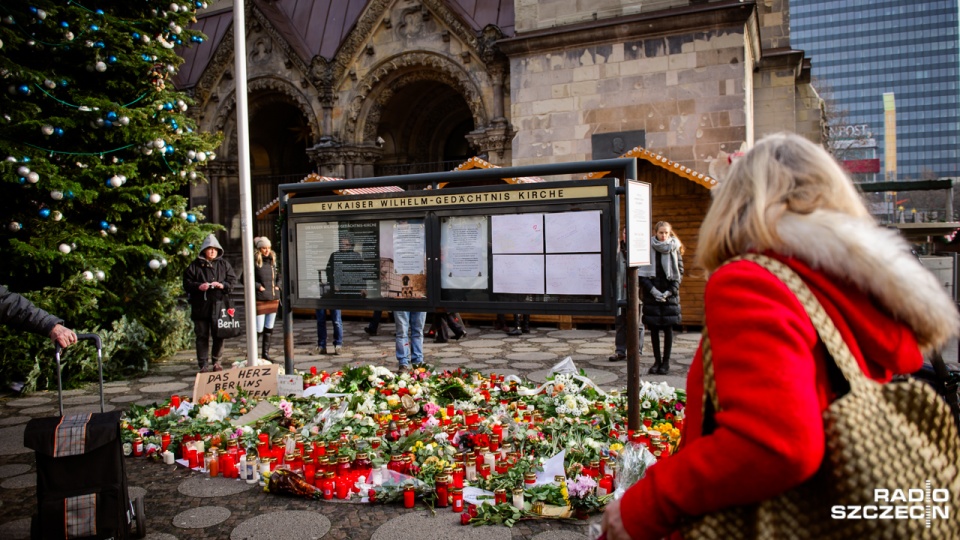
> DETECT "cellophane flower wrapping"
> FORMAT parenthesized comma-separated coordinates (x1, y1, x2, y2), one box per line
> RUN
(611, 442, 657, 500)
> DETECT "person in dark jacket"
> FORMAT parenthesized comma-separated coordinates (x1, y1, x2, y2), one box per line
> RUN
(253, 237, 280, 361)
(639, 221, 684, 374)
(0, 284, 77, 347)
(183, 234, 237, 372)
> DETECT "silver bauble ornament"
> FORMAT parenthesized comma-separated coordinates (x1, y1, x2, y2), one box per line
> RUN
(58, 243, 71, 253)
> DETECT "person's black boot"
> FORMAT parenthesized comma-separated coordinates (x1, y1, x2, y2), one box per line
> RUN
(198, 358, 210, 372)
(649, 330, 662, 374)
(657, 330, 672, 374)
(262, 328, 273, 361)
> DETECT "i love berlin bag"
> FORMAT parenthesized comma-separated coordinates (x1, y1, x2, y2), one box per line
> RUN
(212, 296, 243, 339)
(683, 254, 960, 540)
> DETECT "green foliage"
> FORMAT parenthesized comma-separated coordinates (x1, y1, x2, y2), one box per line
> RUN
(0, 1, 222, 389)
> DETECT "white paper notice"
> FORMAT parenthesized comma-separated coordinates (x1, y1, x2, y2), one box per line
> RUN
(545, 254, 602, 295)
(441, 216, 488, 289)
(493, 254, 545, 294)
(392, 221, 425, 274)
(545, 211, 601, 253)
(277, 374, 304, 397)
(491, 214, 543, 254)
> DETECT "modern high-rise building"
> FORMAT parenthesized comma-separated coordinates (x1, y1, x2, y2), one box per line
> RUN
(791, 0, 960, 181)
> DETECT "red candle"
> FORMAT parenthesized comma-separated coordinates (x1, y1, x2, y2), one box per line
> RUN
(446, 404, 455, 417)
(336, 479, 350, 499)
(403, 486, 415, 508)
(435, 477, 449, 508)
(491, 423, 503, 440)
(186, 448, 199, 469)
(310, 366, 318, 375)
(160, 432, 171, 453)
(321, 473, 334, 500)
(258, 433, 269, 444)
(170, 395, 180, 408)
(452, 489, 463, 512)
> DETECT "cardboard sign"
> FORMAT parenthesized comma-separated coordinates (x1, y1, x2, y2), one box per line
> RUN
(277, 374, 304, 397)
(193, 365, 279, 403)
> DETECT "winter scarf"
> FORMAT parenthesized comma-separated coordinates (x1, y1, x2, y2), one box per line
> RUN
(638, 237, 681, 281)
(773, 210, 959, 353)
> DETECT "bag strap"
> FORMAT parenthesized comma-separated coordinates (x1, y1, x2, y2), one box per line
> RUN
(701, 254, 871, 422)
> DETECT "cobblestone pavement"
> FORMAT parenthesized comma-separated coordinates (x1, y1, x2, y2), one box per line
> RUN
(0, 317, 699, 540)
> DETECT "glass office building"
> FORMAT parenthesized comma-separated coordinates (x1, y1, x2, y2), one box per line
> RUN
(791, 0, 960, 181)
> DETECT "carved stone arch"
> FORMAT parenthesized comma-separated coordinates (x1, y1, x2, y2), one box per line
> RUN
(214, 77, 320, 159)
(344, 52, 487, 144)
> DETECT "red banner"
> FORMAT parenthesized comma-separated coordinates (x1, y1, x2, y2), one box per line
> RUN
(842, 159, 881, 173)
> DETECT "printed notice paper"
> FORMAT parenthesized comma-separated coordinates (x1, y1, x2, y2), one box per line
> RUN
(545, 254, 602, 295)
(492, 214, 543, 254)
(493, 254, 545, 294)
(544, 211, 601, 253)
(441, 216, 488, 289)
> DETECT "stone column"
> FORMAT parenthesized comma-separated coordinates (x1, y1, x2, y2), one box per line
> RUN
(465, 121, 513, 165)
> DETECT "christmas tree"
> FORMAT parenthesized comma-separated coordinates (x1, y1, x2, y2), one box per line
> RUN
(0, 0, 222, 391)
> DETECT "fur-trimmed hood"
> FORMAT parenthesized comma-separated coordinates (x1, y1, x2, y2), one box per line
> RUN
(775, 211, 959, 353)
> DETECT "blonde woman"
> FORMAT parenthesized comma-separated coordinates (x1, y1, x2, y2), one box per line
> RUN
(638, 221, 683, 374)
(253, 237, 280, 361)
(601, 133, 958, 539)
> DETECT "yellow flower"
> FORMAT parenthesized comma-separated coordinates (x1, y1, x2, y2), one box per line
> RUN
(609, 443, 624, 453)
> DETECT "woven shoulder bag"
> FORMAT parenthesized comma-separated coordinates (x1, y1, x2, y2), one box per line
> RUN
(683, 254, 960, 540)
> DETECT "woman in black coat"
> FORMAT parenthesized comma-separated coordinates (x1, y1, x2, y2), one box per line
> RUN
(639, 221, 684, 374)
(183, 234, 237, 372)
(253, 237, 280, 361)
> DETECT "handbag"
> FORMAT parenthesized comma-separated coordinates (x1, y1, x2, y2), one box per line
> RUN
(212, 296, 243, 339)
(256, 299, 279, 316)
(683, 254, 960, 540)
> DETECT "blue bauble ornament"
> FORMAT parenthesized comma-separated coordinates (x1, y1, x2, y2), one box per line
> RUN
(132, 32, 140, 40)
(196, 37, 204, 43)
(65, 190, 74, 199)
(95, 9, 104, 15)
(54, 127, 64, 136)
(29, 7, 37, 14)
(186, 214, 197, 223)
(17, 85, 30, 95)
(188, 243, 194, 249)
(99, 220, 109, 230)
(39, 208, 51, 218)
(164, 145, 174, 155)
(163, 102, 173, 111)
(94, 41, 104, 48)
(60, 21, 69, 28)
(108, 55, 117, 63)
(162, 209, 174, 218)
(59, 80, 67, 87)
(22, 156, 30, 162)
(141, 54, 151, 62)
(103, 120, 113, 128)
(171, 121, 179, 130)
(18, 177, 26, 185)
(106, 111, 117, 121)
(90, 25, 99, 31)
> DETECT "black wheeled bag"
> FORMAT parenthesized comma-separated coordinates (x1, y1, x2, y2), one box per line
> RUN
(23, 334, 145, 539)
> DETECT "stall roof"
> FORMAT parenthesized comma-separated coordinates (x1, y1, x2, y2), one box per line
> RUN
(255, 173, 403, 218)
(583, 146, 718, 189)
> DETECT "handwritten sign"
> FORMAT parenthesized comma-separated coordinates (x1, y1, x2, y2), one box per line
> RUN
(193, 365, 279, 403)
(277, 374, 304, 397)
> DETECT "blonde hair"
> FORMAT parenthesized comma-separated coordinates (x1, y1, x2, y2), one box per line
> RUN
(654, 221, 684, 255)
(697, 133, 869, 271)
(255, 247, 276, 268)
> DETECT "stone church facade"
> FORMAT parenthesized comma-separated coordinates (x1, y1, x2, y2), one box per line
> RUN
(178, 0, 822, 264)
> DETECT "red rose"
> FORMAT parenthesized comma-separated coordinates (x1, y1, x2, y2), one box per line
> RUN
(460, 512, 472, 525)
(383, 389, 393, 396)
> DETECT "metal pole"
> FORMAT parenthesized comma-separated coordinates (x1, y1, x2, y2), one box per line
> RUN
(233, 0, 258, 366)
(281, 192, 294, 375)
(626, 267, 640, 431)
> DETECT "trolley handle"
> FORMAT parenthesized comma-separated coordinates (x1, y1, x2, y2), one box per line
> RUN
(54, 333, 101, 356)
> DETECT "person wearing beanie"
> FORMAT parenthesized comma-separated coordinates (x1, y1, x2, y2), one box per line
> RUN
(183, 234, 237, 372)
(253, 236, 280, 361)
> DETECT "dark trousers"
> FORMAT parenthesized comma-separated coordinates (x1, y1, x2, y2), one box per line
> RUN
(194, 319, 225, 362)
(367, 311, 383, 331)
(433, 312, 465, 340)
(614, 307, 645, 356)
(649, 324, 673, 364)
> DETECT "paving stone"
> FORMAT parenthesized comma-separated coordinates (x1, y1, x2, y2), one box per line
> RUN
(103, 387, 131, 394)
(528, 338, 560, 343)
(0, 417, 30, 426)
(0, 517, 29, 540)
(505, 352, 558, 362)
(153, 364, 192, 373)
(473, 335, 508, 342)
(136, 376, 176, 384)
(470, 348, 504, 355)
(178, 476, 259, 498)
(6, 397, 51, 408)
(110, 395, 144, 404)
(431, 351, 464, 358)
(60, 389, 86, 397)
(135, 399, 162, 406)
(1, 474, 35, 489)
(567, 340, 588, 344)
(61, 395, 102, 405)
(0, 425, 29, 455)
(459, 340, 504, 348)
(62, 403, 116, 415)
(547, 330, 606, 339)
(293, 361, 335, 373)
(231, 510, 331, 540)
(129, 486, 147, 502)
(437, 357, 471, 365)
(18, 406, 56, 416)
(144, 533, 178, 540)
(371, 510, 511, 540)
(172, 505, 231, 528)
(484, 359, 509, 365)
(140, 382, 190, 394)
(470, 355, 496, 360)
(0, 464, 30, 478)
(510, 347, 541, 353)
(531, 531, 590, 540)
(575, 348, 612, 356)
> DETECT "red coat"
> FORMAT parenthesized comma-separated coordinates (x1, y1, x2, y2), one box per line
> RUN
(619, 253, 923, 540)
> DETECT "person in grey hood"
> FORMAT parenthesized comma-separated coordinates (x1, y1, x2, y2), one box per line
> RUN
(183, 234, 237, 372)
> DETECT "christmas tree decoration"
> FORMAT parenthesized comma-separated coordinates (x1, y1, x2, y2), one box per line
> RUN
(0, 0, 223, 391)
(148, 259, 161, 270)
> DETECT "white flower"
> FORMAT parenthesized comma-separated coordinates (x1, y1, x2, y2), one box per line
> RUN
(641, 400, 651, 409)
(398, 380, 407, 389)
(196, 402, 232, 423)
